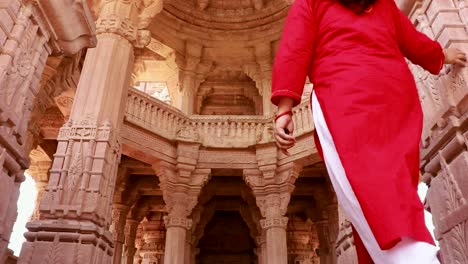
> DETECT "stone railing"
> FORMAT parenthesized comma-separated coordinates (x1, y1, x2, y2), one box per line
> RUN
(124, 88, 314, 148)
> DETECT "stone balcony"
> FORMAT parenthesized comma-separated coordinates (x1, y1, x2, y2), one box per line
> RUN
(125, 88, 314, 149)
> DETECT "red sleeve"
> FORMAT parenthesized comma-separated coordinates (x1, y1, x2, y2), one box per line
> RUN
(271, 0, 316, 107)
(395, 7, 444, 75)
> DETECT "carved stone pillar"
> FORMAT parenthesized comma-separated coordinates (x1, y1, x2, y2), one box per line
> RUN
(244, 160, 301, 264)
(287, 217, 319, 264)
(258, 194, 289, 264)
(0, 3, 45, 261)
(27, 149, 52, 220)
(406, 1, 468, 263)
(184, 230, 196, 264)
(163, 213, 191, 264)
(256, 232, 266, 264)
(154, 135, 211, 264)
(0, 0, 95, 261)
(315, 220, 332, 264)
(325, 203, 339, 264)
(119, 219, 139, 264)
(30, 181, 47, 221)
(175, 42, 212, 115)
(335, 220, 357, 264)
(111, 204, 130, 264)
(17, 1, 163, 263)
(139, 218, 165, 264)
(133, 226, 144, 264)
(244, 156, 301, 264)
(335, 206, 358, 264)
(255, 43, 274, 116)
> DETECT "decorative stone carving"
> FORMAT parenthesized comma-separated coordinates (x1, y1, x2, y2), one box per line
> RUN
(96, 0, 163, 47)
(163, 216, 193, 229)
(260, 217, 288, 229)
(176, 125, 199, 142)
(4, 1, 468, 264)
(0, 0, 95, 261)
(408, 1, 468, 263)
(335, 220, 358, 264)
(16, 1, 167, 263)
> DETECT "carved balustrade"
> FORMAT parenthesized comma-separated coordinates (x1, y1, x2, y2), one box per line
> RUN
(125, 88, 314, 148)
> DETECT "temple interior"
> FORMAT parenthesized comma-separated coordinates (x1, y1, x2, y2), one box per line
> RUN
(0, 0, 467, 263)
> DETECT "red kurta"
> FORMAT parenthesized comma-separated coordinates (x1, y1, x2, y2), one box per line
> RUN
(272, 0, 444, 252)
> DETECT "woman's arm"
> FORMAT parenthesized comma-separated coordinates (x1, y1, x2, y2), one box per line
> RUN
(394, 7, 448, 74)
(271, 0, 316, 154)
(271, 0, 316, 107)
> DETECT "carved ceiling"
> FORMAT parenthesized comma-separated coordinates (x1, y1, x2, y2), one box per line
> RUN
(156, 0, 288, 33)
(149, 0, 289, 68)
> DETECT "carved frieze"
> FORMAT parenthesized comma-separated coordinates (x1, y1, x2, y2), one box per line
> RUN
(260, 217, 288, 230)
(163, 216, 193, 229)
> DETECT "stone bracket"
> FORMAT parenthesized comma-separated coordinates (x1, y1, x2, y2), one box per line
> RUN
(30, 0, 97, 55)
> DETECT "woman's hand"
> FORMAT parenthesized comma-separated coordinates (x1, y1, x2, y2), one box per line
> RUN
(274, 98, 296, 155)
(444, 48, 467, 66)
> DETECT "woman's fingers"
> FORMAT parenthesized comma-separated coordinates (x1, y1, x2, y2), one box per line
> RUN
(275, 133, 295, 147)
(275, 141, 293, 156)
(455, 58, 466, 66)
(276, 127, 295, 141)
(458, 53, 467, 61)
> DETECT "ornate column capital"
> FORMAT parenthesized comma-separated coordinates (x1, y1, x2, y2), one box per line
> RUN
(95, 0, 164, 47)
(153, 160, 210, 220)
(243, 162, 301, 192)
(256, 192, 291, 219)
(110, 203, 130, 243)
(162, 191, 199, 218)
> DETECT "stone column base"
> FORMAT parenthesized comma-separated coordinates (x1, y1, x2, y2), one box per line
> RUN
(18, 220, 113, 264)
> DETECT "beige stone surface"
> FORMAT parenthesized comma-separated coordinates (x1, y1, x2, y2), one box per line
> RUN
(0, 0, 466, 263)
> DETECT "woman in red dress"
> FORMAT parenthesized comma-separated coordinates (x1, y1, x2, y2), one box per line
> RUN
(271, 0, 466, 263)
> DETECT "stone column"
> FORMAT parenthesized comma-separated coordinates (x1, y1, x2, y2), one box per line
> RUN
(175, 42, 212, 115)
(0, 0, 94, 261)
(184, 230, 195, 264)
(258, 193, 290, 264)
(408, 1, 468, 263)
(244, 158, 301, 264)
(30, 181, 47, 220)
(163, 196, 193, 264)
(154, 134, 211, 264)
(122, 219, 140, 264)
(139, 219, 165, 264)
(256, 232, 267, 264)
(27, 150, 52, 220)
(335, 206, 358, 264)
(0, 4, 46, 262)
(255, 43, 275, 116)
(133, 227, 144, 264)
(17, 1, 163, 263)
(110, 204, 130, 264)
(315, 220, 332, 264)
